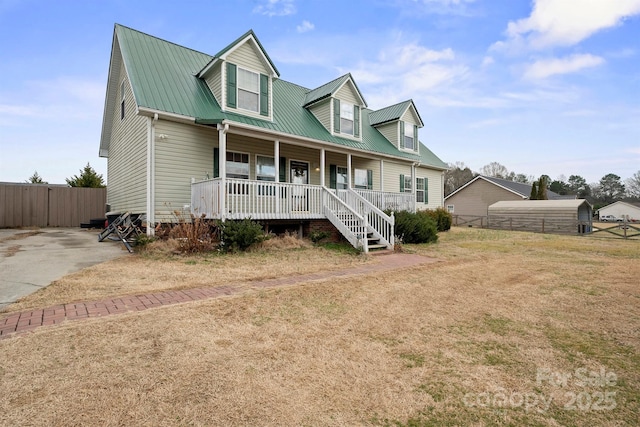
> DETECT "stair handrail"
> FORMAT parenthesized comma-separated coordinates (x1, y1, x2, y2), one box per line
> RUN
(322, 187, 368, 252)
(347, 189, 395, 249)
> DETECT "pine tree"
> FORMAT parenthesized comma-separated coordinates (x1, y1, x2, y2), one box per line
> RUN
(537, 176, 548, 200)
(26, 171, 47, 184)
(530, 182, 538, 200)
(66, 163, 106, 188)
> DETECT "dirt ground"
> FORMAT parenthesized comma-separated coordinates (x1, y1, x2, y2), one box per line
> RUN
(0, 228, 638, 426)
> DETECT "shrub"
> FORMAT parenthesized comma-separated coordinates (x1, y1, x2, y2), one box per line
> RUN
(392, 210, 438, 244)
(168, 213, 218, 253)
(422, 207, 452, 232)
(220, 218, 267, 252)
(309, 229, 331, 244)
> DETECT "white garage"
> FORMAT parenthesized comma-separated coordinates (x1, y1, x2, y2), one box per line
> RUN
(597, 201, 640, 222)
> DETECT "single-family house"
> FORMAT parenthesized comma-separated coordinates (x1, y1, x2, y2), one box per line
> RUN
(99, 25, 448, 252)
(444, 175, 571, 220)
(597, 201, 640, 222)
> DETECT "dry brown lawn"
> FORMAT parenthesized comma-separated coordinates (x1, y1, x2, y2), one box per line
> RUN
(0, 228, 638, 426)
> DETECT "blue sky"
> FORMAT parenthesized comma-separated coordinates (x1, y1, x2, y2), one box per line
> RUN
(1, 0, 639, 185)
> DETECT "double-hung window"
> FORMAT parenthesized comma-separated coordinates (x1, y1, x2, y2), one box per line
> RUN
(416, 178, 425, 203)
(237, 68, 259, 112)
(227, 151, 249, 194)
(340, 102, 354, 135)
(403, 122, 415, 150)
(354, 169, 372, 190)
(256, 156, 275, 181)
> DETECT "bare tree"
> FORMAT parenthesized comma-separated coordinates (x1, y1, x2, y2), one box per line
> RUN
(444, 161, 476, 196)
(626, 170, 640, 199)
(479, 162, 510, 180)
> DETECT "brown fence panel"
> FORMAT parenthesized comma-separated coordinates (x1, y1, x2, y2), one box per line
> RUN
(0, 184, 106, 228)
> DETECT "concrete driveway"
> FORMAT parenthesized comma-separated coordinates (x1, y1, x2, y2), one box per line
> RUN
(0, 228, 126, 309)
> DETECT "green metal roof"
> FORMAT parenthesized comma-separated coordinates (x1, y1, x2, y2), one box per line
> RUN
(302, 73, 367, 107)
(210, 29, 280, 77)
(113, 24, 447, 169)
(369, 99, 424, 127)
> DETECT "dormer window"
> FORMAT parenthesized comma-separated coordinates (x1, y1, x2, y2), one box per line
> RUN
(403, 122, 415, 150)
(238, 68, 259, 112)
(226, 62, 270, 116)
(332, 99, 360, 137)
(341, 101, 354, 135)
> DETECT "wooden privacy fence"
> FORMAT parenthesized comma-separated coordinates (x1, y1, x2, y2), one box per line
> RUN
(0, 183, 106, 228)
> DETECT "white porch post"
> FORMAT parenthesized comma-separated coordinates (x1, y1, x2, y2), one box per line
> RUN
(347, 153, 352, 188)
(380, 159, 384, 192)
(217, 123, 228, 220)
(411, 163, 416, 212)
(274, 140, 280, 214)
(320, 148, 325, 187)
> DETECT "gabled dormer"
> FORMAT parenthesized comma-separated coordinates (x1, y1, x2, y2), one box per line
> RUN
(197, 30, 279, 121)
(303, 73, 367, 141)
(369, 100, 424, 154)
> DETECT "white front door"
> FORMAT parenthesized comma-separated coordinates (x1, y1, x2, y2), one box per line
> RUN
(290, 160, 309, 211)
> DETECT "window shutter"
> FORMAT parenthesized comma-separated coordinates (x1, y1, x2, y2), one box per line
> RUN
(333, 98, 340, 133)
(279, 157, 287, 183)
(367, 169, 373, 190)
(354, 105, 360, 137)
(213, 148, 219, 178)
(399, 121, 405, 149)
(424, 177, 429, 204)
(329, 165, 337, 189)
(399, 174, 405, 192)
(260, 73, 269, 116)
(413, 125, 419, 151)
(226, 63, 237, 108)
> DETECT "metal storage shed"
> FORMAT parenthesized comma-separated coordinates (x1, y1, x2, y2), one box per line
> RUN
(488, 199, 593, 235)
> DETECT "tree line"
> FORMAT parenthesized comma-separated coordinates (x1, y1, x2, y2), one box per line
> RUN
(26, 163, 105, 188)
(445, 161, 640, 209)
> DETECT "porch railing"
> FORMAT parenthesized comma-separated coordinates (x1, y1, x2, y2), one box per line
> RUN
(353, 189, 414, 212)
(191, 178, 325, 220)
(323, 189, 368, 252)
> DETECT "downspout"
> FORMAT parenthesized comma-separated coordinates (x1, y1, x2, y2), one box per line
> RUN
(146, 113, 158, 236)
(412, 162, 417, 212)
(217, 123, 229, 221)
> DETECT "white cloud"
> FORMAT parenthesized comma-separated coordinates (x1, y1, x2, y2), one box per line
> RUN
(252, 0, 296, 17)
(404, 0, 477, 15)
(498, 0, 640, 51)
(481, 56, 494, 67)
(296, 20, 314, 33)
(523, 54, 605, 80)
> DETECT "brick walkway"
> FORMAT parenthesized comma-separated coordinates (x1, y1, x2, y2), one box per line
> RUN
(0, 253, 434, 341)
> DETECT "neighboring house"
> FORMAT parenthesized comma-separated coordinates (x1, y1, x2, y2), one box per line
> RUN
(597, 201, 640, 222)
(444, 175, 571, 218)
(99, 25, 448, 251)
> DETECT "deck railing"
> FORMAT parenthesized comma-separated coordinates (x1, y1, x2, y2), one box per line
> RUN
(323, 189, 368, 252)
(335, 189, 394, 248)
(353, 189, 414, 212)
(191, 178, 325, 220)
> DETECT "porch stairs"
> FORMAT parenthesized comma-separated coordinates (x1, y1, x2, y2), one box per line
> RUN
(323, 188, 395, 253)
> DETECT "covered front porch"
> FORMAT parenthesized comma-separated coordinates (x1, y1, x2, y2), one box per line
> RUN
(191, 178, 413, 252)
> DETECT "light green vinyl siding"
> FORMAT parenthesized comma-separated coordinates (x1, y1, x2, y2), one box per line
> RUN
(377, 122, 399, 148)
(106, 63, 147, 215)
(335, 82, 360, 105)
(383, 161, 412, 193)
(226, 42, 269, 75)
(204, 61, 222, 106)
(400, 108, 421, 127)
(415, 167, 443, 210)
(154, 121, 217, 221)
(308, 98, 331, 132)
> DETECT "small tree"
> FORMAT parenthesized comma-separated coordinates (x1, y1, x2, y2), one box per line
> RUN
(530, 182, 538, 200)
(66, 163, 105, 188)
(26, 171, 47, 184)
(537, 176, 548, 200)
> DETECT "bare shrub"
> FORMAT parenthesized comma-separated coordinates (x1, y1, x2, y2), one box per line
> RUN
(164, 211, 219, 253)
(250, 231, 310, 251)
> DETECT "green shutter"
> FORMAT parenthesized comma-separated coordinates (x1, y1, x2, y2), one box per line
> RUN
(279, 157, 287, 182)
(213, 148, 219, 178)
(413, 125, 419, 151)
(399, 174, 405, 192)
(424, 177, 429, 204)
(399, 121, 405, 149)
(333, 98, 340, 133)
(329, 165, 337, 189)
(260, 74, 269, 116)
(226, 63, 237, 108)
(367, 169, 373, 190)
(354, 105, 360, 137)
